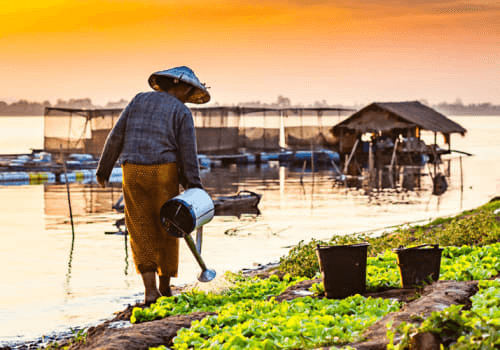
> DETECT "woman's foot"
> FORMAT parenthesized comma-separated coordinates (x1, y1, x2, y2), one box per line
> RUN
(144, 289, 161, 305)
(141, 271, 161, 304)
(159, 275, 173, 297)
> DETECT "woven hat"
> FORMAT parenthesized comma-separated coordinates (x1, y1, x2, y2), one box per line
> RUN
(148, 66, 210, 104)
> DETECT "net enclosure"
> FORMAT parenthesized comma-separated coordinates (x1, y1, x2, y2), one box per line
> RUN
(44, 106, 353, 157)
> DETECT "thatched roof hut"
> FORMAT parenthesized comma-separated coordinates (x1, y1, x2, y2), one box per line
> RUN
(329, 101, 468, 185)
(331, 101, 466, 137)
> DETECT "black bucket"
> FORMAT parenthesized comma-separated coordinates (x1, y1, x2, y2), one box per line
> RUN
(316, 243, 370, 299)
(394, 244, 443, 288)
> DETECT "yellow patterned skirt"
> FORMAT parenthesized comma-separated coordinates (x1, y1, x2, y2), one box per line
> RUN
(122, 162, 180, 277)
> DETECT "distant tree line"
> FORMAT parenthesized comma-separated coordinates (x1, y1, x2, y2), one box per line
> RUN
(432, 99, 500, 116)
(233, 95, 363, 110)
(226, 96, 500, 116)
(1, 96, 499, 116)
(0, 98, 129, 116)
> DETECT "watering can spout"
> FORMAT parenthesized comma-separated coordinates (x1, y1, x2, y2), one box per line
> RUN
(160, 188, 216, 282)
(184, 226, 216, 282)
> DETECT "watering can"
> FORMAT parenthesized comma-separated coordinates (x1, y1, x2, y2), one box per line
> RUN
(160, 188, 216, 282)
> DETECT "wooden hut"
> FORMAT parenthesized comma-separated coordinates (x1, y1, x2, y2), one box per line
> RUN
(330, 101, 467, 191)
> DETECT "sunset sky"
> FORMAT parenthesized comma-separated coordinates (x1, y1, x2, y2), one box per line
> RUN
(1, 0, 498, 107)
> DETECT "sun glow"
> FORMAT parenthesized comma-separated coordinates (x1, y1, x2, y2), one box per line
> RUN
(0, 0, 498, 105)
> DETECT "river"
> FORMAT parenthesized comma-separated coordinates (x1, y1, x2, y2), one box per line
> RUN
(0, 115, 499, 347)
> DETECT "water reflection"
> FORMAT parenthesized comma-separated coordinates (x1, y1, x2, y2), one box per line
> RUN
(44, 182, 123, 218)
(40, 158, 465, 232)
(64, 231, 75, 297)
(124, 234, 129, 276)
(39, 159, 463, 302)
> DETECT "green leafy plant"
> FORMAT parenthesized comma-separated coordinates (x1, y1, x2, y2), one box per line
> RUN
(37, 327, 87, 350)
(441, 244, 500, 281)
(392, 280, 500, 349)
(279, 238, 329, 278)
(366, 250, 401, 290)
(170, 294, 401, 349)
(131, 274, 307, 323)
(279, 200, 500, 277)
(309, 281, 325, 295)
(69, 327, 87, 344)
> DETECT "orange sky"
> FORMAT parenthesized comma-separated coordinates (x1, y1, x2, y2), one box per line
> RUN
(1, 0, 499, 106)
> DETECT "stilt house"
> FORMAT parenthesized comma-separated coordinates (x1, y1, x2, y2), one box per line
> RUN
(330, 101, 467, 190)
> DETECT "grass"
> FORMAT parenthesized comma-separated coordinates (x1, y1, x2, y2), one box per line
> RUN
(279, 199, 500, 279)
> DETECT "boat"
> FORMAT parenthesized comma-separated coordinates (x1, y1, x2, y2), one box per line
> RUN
(208, 153, 257, 166)
(109, 190, 262, 233)
(278, 149, 340, 165)
(213, 190, 262, 216)
(111, 190, 261, 215)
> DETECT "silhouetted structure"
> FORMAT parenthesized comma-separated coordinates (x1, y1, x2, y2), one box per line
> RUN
(330, 101, 467, 192)
(44, 106, 353, 157)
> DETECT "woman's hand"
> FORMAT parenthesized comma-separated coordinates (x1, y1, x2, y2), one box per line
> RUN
(97, 175, 107, 188)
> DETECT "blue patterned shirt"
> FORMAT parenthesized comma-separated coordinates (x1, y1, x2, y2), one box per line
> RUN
(96, 91, 202, 189)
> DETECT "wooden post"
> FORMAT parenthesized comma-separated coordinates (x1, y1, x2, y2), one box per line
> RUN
(279, 110, 286, 149)
(263, 110, 267, 150)
(378, 168, 382, 190)
(339, 129, 343, 154)
(60, 145, 75, 238)
(343, 139, 359, 175)
(389, 139, 399, 188)
(369, 142, 374, 189)
(344, 154, 349, 194)
(235, 109, 241, 151)
(311, 141, 315, 205)
(433, 132, 437, 176)
(460, 155, 464, 209)
(300, 160, 307, 186)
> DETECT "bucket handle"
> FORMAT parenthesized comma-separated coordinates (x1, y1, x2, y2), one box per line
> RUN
(395, 244, 440, 251)
(316, 242, 370, 250)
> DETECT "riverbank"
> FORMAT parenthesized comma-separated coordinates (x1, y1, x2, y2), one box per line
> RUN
(5, 198, 500, 350)
(8, 280, 480, 350)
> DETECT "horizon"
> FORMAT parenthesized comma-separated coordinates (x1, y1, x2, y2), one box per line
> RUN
(1, 1, 498, 107)
(2, 97, 500, 109)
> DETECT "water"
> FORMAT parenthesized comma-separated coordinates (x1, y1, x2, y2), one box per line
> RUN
(0, 115, 499, 346)
(0, 116, 44, 154)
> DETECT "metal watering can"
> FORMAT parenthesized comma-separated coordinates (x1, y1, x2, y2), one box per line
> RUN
(160, 188, 216, 282)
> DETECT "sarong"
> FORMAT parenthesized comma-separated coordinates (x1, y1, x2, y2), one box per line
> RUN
(122, 162, 180, 277)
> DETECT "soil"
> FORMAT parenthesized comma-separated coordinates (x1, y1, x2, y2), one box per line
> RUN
(3, 277, 480, 350)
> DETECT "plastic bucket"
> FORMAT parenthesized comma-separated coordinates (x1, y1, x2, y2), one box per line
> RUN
(160, 188, 214, 237)
(316, 243, 370, 299)
(395, 244, 443, 288)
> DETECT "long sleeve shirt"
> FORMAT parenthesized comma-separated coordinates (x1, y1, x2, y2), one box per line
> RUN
(96, 91, 202, 189)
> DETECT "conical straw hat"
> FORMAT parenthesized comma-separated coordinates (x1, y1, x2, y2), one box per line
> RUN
(148, 66, 210, 104)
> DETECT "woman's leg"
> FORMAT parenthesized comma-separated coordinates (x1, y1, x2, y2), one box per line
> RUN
(141, 271, 161, 304)
(155, 163, 180, 297)
(159, 275, 172, 297)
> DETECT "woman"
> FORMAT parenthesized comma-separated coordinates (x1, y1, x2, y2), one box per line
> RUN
(96, 66, 210, 304)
